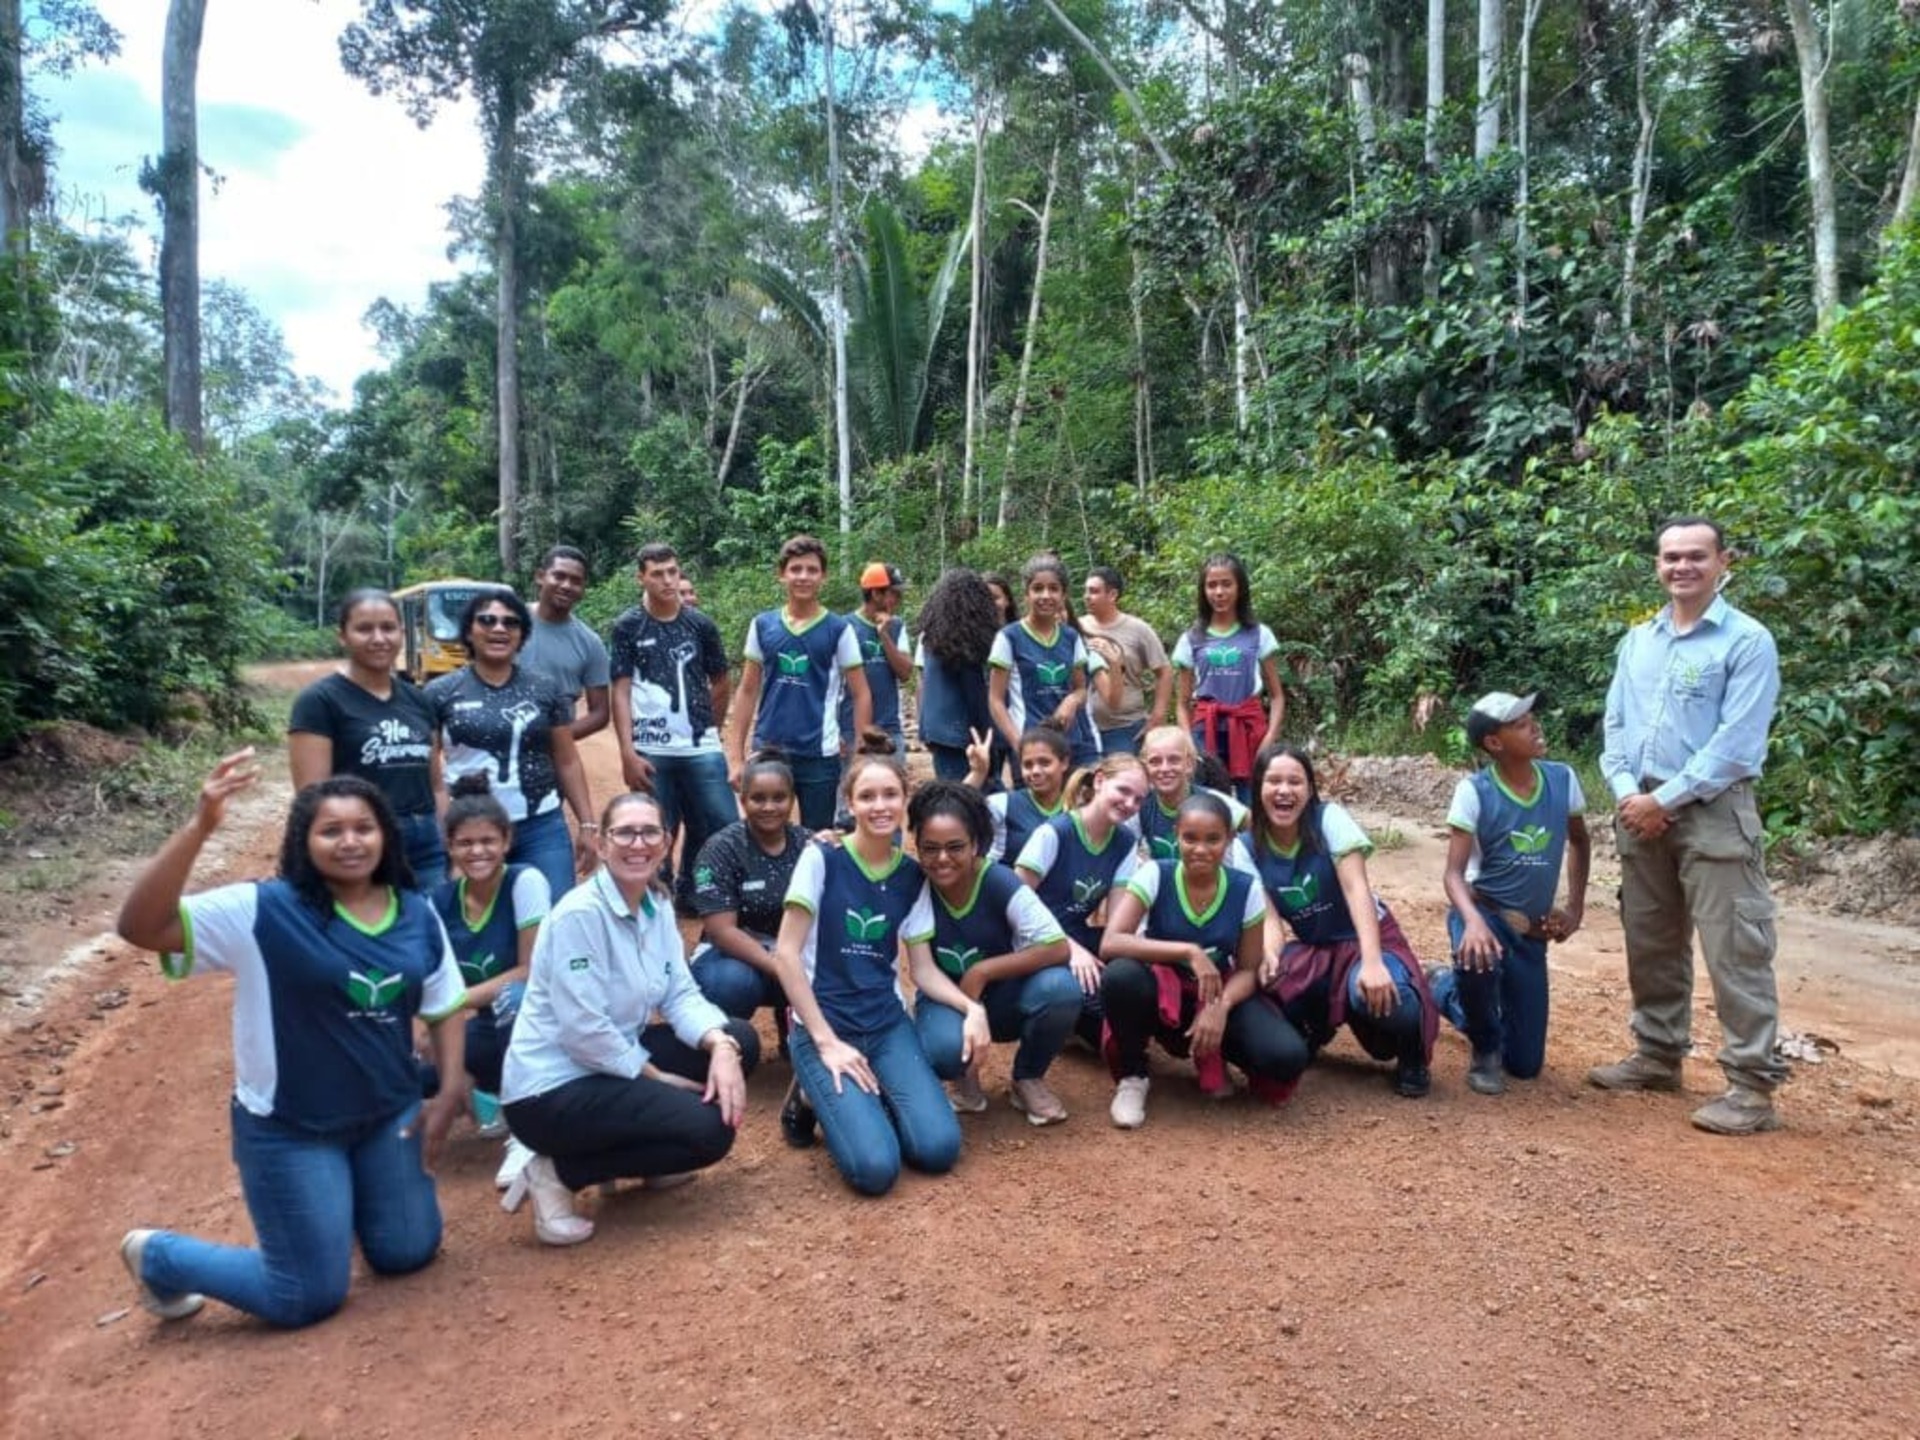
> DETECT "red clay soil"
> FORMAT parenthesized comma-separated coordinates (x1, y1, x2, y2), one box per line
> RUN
(2, 674, 1916, 1440)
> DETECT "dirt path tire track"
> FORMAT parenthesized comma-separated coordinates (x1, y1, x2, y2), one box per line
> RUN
(2, 683, 1916, 1439)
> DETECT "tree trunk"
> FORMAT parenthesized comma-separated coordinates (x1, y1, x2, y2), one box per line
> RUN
(823, 0, 853, 556)
(1474, 0, 1502, 162)
(492, 87, 522, 574)
(961, 95, 988, 523)
(1514, 0, 1543, 322)
(1, 0, 26, 258)
(1424, 0, 1445, 299)
(161, 0, 207, 455)
(1000, 140, 1059, 526)
(1619, 0, 1658, 336)
(1345, 52, 1394, 305)
(1894, 85, 1920, 232)
(1785, 0, 1839, 329)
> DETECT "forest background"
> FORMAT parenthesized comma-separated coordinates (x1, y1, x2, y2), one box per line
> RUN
(1, 0, 1916, 841)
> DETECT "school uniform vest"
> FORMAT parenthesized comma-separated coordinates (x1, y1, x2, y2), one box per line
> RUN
(1140, 859, 1256, 974)
(1001, 622, 1099, 754)
(1030, 813, 1132, 952)
(926, 862, 1026, 978)
(1464, 762, 1575, 918)
(1241, 828, 1356, 946)
(810, 845, 924, 1034)
(433, 864, 536, 1028)
(1188, 625, 1263, 704)
(838, 613, 904, 736)
(1001, 789, 1064, 867)
(753, 610, 853, 757)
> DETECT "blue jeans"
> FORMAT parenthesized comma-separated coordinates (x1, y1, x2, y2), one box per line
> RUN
(1341, 951, 1426, 1067)
(641, 748, 738, 902)
(690, 944, 788, 1019)
(789, 1013, 960, 1196)
(1098, 722, 1144, 756)
(785, 751, 844, 832)
(1436, 910, 1550, 1078)
(397, 812, 447, 891)
(917, 966, 1083, 1082)
(137, 1100, 442, 1328)
(509, 806, 576, 904)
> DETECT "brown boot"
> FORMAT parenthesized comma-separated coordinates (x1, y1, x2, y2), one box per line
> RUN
(1587, 1051, 1682, 1092)
(1689, 1087, 1780, 1135)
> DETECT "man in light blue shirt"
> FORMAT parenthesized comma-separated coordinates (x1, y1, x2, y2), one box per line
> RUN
(1591, 516, 1786, 1134)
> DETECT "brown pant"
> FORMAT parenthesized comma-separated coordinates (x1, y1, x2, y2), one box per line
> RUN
(1614, 782, 1786, 1091)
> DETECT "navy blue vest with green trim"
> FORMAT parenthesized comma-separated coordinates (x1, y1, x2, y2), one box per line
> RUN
(812, 844, 923, 1034)
(1141, 859, 1254, 974)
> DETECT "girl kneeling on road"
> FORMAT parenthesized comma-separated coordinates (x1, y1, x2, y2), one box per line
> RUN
(1232, 743, 1438, 1099)
(115, 753, 469, 1329)
(500, 792, 758, 1246)
(769, 740, 984, 1196)
(1099, 792, 1308, 1129)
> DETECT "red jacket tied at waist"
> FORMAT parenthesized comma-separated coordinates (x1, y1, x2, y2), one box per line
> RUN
(1193, 696, 1268, 782)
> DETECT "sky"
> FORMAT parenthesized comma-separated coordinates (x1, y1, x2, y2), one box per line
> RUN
(37, 0, 484, 402)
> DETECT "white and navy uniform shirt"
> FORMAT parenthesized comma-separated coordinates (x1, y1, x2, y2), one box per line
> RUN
(432, 864, 550, 1026)
(1137, 786, 1249, 862)
(989, 621, 1102, 756)
(902, 861, 1065, 980)
(1121, 859, 1266, 975)
(502, 868, 727, 1104)
(783, 841, 923, 1035)
(744, 610, 863, 757)
(166, 880, 466, 1132)
(1447, 762, 1585, 920)
(1014, 812, 1140, 953)
(987, 789, 1067, 864)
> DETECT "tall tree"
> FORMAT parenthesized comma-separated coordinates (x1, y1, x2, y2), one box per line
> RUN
(1783, 0, 1839, 328)
(340, 0, 665, 573)
(157, 0, 207, 453)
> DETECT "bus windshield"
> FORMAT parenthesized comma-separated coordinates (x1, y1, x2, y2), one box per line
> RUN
(427, 587, 482, 641)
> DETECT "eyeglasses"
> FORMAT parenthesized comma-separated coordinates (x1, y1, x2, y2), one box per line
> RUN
(917, 839, 975, 859)
(473, 613, 523, 631)
(606, 824, 668, 847)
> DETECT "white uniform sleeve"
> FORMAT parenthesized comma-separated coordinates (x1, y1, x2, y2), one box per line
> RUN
(512, 867, 553, 928)
(784, 842, 829, 913)
(165, 883, 261, 980)
(1319, 803, 1375, 859)
(1113, 827, 1141, 886)
(1170, 632, 1195, 669)
(1071, 632, 1091, 672)
(537, 906, 645, 1080)
(1239, 879, 1269, 929)
(1005, 882, 1066, 945)
(418, 908, 470, 1022)
(834, 624, 862, 671)
(986, 793, 1010, 862)
(902, 883, 937, 944)
(1256, 625, 1281, 660)
(1446, 777, 1481, 833)
(1566, 768, 1588, 815)
(1122, 859, 1162, 907)
(742, 619, 765, 663)
(1013, 824, 1060, 879)
(1227, 835, 1259, 876)
(988, 630, 1014, 670)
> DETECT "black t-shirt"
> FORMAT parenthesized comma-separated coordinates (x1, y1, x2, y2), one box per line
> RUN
(425, 665, 572, 821)
(691, 820, 812, 939)
(608, 604, 730, 752)
(287, 673, 438, 817)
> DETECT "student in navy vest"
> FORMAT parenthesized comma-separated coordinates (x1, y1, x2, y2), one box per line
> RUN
(989, 554, 1103, 769)
(1099, 793, 1308, 1128)
(765, 741, 978, 1195)
(967, 723, 1072, 862)
(431, 775, 551, 1190)
(1136, 725, 1249, 862)
(904, 782, 1079, 1125)
(1171, 553, 1286, 803)
(914, 567, 1004, 786)
(500, 792, 758, 1246)
(1433, 693, 1592, 1097)
(290, 589, 447, 889)
(115, 753, 469, 1328)
(838, 561, 914, 759)
(725, 535, 873, 831)
(1233, 744, 1439, 1099)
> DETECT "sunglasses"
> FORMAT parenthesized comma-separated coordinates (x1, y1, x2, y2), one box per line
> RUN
(473, 613, 524, 631)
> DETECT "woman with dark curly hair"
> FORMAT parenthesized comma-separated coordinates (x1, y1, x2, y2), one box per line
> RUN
(914, 567, 1005, 785)
(114, 752, 469, 1328)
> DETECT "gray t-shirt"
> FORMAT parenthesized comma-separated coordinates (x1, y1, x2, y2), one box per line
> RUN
(1078, 613, 1169, 727)
(519, 614, 611, 707)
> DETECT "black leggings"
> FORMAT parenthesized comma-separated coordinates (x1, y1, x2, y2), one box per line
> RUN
(503, 1020, 761, 1191)
(1101, 957, 1310, 1082)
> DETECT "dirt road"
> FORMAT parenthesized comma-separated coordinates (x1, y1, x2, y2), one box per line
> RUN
(2, 671, 1915, 1439)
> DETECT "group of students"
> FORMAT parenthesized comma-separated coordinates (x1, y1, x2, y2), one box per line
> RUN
(111, 536, 1591, 1333)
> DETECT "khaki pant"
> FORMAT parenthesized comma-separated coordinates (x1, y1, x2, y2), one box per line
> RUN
(1614, 782, 1786, 1091)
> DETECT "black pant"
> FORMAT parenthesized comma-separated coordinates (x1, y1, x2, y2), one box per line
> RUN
(503, 1019, 761, 1191)
(1101, 957, 1310, 1082)
(464, 1012, 511, 1095)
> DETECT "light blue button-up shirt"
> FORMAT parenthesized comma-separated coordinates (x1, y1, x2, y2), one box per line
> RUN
(1600, 595, 1780, 810)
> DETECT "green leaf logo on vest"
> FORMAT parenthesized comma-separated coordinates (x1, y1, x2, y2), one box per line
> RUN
(1277, 871, 1320, 909)
(935, 943, 980, 976)
(863, 639, 883, 661)
(1509, 825, 1553, 855)
(1034, 660, 1069, 685)
(1149, 834, 1178, 860)
(458, 951, 501, 985)
(844, 907, 890, 942)
(344, 966, 405, 1010)
(1071, 876, 1107, 905)
(777, 651, 812, 677)
(1203, 644, 1242, 667)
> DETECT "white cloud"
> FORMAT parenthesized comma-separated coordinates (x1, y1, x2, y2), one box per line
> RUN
(45, 0, 483, 401)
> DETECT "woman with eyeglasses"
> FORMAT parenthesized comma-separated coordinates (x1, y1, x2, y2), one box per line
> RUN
(499, 792, 759, 1246)
(425, 587, 595, 902)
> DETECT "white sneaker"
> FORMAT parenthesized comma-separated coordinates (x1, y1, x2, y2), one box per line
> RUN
(1109, 1076, 1150, 1129)
(495, 1135, 534, 1190)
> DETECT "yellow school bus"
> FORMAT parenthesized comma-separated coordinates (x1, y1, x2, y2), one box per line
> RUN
(392, 578, 489, 684)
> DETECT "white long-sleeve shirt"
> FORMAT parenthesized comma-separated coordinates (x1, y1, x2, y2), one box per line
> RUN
(501, 868, 726, 1103)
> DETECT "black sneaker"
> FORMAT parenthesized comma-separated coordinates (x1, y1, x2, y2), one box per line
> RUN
(779, 1080, 817, 1148)
(1393, 1063, 1431, 1099)
(1467, 1050, 1507, 1096)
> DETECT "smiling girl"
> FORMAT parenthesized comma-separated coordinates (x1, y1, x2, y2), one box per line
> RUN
(1136, 725, 1248, 862)
(969, 723, 1073, 863)
(1172, 554, 1285, 802)
(989, 555, 1103, 768)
